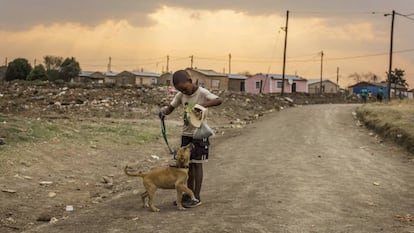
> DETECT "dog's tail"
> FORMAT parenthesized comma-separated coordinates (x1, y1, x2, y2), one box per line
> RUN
(124, 165, 145, 177)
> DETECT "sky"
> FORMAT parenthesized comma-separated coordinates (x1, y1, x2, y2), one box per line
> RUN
(0, 0, 413, 88)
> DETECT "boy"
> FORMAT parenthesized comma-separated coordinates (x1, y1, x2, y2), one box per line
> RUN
(160, 70, 222, 208)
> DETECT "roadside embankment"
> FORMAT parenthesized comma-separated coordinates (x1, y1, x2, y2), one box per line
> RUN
(356, 100, 414, 154)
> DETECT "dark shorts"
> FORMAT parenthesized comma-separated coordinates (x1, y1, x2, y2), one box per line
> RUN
(181, 136, 209, 163)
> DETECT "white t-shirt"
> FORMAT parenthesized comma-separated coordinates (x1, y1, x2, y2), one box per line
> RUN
(170, 86, 219, 136)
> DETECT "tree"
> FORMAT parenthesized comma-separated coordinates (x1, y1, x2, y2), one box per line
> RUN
(348, 72, 381, 83)
(348, 72, 363, 83)
(5, 58, 32, 81)
(28, 64, 47, 81)
(43, 55, 63, 81)
(389, 68, 407, 98)
(59, 57, 81, 82)
(43, 55, 63, 71)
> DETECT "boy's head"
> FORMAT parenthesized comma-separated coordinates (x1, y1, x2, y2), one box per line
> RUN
(173, 70, 195, 95)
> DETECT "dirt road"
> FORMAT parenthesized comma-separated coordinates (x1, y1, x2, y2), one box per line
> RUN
(23, 104, 414, 233)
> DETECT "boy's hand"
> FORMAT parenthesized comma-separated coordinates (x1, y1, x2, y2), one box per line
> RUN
(159, 105, 174, 117)
(158, 111, 165, 120)
(159, 106, 170, 119)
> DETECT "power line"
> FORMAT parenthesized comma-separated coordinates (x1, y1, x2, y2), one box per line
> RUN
(292, 10, 383, 15)
(400, 14, 414, 22)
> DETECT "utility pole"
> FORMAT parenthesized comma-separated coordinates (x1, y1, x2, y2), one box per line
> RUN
(228, 53, 232, 74)
(5, 57, 7, 66)
(320, 51, 324, 94)
(386, 10, 395, 101)
(336, 67, 339, 85)
(166, 55, 170, 73)
(281, 10, 289, 96)
(107, 56, 112, 73)
(189, 55, 194, 69)
(336, 67, 340, 92)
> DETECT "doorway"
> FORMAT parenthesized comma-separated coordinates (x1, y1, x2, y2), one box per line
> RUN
(292, 83, 297, 93)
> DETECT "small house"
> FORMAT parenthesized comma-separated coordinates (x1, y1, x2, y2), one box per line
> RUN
(307, 79, 340, 94)
(408, 89, 414, 99)
(115, 71, 160, 85)
(186, 68, 229, 91)
(103, 71, 119, 83)
(158, 72, 173, 86)
(348, 81, 395, 98)
(246, 74, 307, 94)
(228, 74, 248, 92)
(74, 71, 106, 83)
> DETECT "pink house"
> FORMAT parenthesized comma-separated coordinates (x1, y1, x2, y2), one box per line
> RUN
(245, 74, 307, 94)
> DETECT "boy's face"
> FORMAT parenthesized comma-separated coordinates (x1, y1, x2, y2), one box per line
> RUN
(175, 80, 194, 95)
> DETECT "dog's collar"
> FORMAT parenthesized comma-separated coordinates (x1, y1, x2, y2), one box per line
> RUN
(169, 165, 189, 169)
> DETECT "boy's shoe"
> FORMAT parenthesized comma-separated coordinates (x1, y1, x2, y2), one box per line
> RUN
(173, 200, 191, 206)
(173, 194, 191, 206)
(183, 199, 202, 208)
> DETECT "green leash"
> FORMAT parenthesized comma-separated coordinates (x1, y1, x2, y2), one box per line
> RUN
(159, 112, 177, 159)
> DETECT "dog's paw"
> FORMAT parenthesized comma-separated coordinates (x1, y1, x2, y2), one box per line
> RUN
(177, 206, 186, 211)
(151, 208, 160, 212)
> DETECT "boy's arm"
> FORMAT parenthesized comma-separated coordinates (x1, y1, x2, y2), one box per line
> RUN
(201, 97, 223, 108)
(161, 105, 175, 115)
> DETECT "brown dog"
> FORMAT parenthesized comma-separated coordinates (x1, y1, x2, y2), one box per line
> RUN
(124, 143, 199, 212)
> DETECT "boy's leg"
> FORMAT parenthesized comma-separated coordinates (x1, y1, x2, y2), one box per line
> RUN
(184, 138, 208, 208)
(193, 163, 203, 200)
(187, 163, 195, 192)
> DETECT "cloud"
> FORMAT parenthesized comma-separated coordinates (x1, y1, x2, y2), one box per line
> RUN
(0, 0, 160, 30)
(1, 0, 412, 30)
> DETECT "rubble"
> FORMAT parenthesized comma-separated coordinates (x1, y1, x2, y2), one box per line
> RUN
(0, 82, 353, 125)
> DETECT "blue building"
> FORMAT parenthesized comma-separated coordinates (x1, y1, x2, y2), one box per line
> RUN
(349, 82, 389, 98)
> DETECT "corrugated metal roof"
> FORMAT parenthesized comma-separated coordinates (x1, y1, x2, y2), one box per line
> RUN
(228, 74, 248, 80)
(307, 79, 338, 86)
(79, 71, 94, 77)
(104, 72, 119, 77)
(348, 81, 406, 89)
(191, 69, 228, 77)
(130, 71, 160, 77)
(268, 74, 306, 81)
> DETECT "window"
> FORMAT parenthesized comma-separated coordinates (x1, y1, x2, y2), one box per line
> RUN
(255, 81, 261, 89)
(212, 79, 220, 88)
(277, 81, 283, 88)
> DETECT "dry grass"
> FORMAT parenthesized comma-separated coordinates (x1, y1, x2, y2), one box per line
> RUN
(357, 100, 414, 154)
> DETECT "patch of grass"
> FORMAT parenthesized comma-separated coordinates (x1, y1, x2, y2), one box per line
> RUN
(0, 116, 167, 153)
(357, 100, 414, 154)
(0, 118, 63, 145)
(88, 124, 161, 145)
(0, 114, 9, 122)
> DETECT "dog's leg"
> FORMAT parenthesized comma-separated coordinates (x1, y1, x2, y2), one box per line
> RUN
(141, 191, 149, 208)
(144, 183, 159, 212)
(176, 183, 199, 203)
(176, 190, 186, 210)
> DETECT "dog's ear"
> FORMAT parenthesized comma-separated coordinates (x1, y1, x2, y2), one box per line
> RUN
(186, 143, 195, 150)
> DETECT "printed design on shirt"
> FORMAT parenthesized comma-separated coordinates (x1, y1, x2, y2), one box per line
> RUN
(183, 102, 195, 127)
